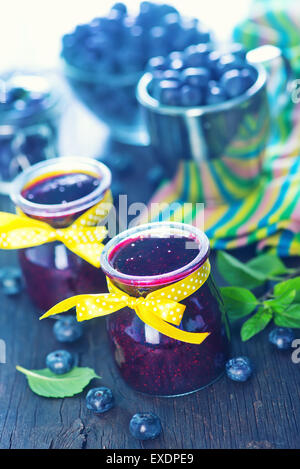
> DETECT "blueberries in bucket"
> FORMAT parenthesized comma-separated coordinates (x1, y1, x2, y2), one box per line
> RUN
(148, 43, 257, 107)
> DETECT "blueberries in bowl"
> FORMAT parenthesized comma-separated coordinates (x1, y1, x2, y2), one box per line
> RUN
(147, 43, 258, 107)
(61, 2, 212, 142)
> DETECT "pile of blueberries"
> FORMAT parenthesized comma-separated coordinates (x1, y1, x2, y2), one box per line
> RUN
(147, 43, 258, 107)
(61, 2, 212, 123)
(0, 74, 58, 182)
(61, 2, 211, 76)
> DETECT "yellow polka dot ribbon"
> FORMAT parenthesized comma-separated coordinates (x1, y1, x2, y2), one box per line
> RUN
(40, 259, 211, 344)
(0, 190, 113, 268)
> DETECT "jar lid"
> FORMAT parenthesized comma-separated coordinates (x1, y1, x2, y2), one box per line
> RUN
(101, 221, 210, 288)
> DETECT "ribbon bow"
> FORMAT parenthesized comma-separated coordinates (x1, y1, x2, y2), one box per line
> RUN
(0, 190, 113, 268)
(40, 259, 211, 344)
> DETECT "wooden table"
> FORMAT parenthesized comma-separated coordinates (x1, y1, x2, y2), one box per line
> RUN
(0, 135, 299, 450)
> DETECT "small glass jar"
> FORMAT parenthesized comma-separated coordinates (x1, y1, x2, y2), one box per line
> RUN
(101, 221, 230, 397)
(0, 72, 62, 194)
(11, 156, 112, 311)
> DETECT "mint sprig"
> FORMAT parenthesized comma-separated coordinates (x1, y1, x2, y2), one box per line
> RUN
(218, 251, 300, 341)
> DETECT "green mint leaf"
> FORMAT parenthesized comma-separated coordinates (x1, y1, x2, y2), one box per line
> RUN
(264, 289, 296, 313)
(220, 286, 258, 321)
(274, 304, 300, 328)
(241, 307, 273, 341)
(246, 253, 288, 278)
(274, 276, 300, 302)
(217, 251, 266, 289)
(16, 366, 100, 398)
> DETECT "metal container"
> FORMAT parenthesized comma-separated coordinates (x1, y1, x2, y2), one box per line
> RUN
(137, 63, 270, 205)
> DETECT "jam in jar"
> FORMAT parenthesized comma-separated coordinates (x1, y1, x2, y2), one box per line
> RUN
(101, 222, 230, 397)
(11, 156, 112, 311)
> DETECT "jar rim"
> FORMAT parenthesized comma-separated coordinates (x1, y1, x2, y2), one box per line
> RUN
(10, 156, 112, 218)
(100, 221, 210, 287)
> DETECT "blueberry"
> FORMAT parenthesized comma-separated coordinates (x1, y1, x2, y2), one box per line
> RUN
(269, 327, 295, 350)
(163, 13, 182, 34)
(167, 51, 185, 71)
(215, 53, 244, 76)
(184, 44, 211, 67)
(155, 80, 181, 105)
(129, 412, 162, 440)
(220, 69, 251, 98)
(86, 387, 114, 414)
(181, 67, 210, 88)
(53, 315, 83, 343)
(111, 2, 127, 15)
(46, 350, 74, 375)
(226, 356, 253, 382)
(147, 56, 168, 72)
(0, 267, 23, 295)
(180, 85, 203, 106)
(161, 69, 181, 81)
(206, 82, 227, 105)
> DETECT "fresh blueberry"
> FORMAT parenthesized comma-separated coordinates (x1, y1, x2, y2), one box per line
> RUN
(180, 84, 203, 106)
(147, 56, 167, 73)
(269, 327, 295, 350)
(184, 44, 211, 67)
(129, 413, 162, 440)
(86, 387, 115, 414)
(53, 315, 83, 343)
(110, 2, 127, 15)
(206, 82, 227, 105)
(220, 69, 251, 98)
(226, 356, 253, 382)
(215, 53, 244, 76)
(155, 80, 181, 105)
(163, 13, 182, 34)
(161, 69, 181, 81)
(46, 350, 74, 375)
(181, 67, 210, 88)
(0, 267, 23, 296)
(167, 51, 185, 71)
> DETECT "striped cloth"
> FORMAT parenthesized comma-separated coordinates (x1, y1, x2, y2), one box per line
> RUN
(140, 1, 300, 256)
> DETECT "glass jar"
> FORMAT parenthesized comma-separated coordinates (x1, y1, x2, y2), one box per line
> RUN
(0, 71, 62, 194)
(101, 221, 230, 397)
(11, 156, 112, 311)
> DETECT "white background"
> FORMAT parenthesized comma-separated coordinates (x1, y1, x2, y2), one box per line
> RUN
(0, 0, 251, 71)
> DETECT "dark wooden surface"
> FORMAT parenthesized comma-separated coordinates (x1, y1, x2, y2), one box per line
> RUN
(0, 132, 300, 450)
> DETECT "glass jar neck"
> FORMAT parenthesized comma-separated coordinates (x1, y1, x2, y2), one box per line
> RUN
(11, 157, 111, 228)
(101, 222, 210, 297)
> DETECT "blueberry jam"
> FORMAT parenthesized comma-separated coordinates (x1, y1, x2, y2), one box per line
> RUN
(111, 235, 198, 276)
(16, 165, 109, 311)
(21, 172, 100, 205)
(105, 229, 230, 396)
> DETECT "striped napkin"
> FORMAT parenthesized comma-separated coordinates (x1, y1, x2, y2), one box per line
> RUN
(140, 0, 300, 256)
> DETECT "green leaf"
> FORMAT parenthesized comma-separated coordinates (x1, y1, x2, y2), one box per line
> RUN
(274, 277, 300, 302)
(274, 304, 300, 328)
(16, 366, 100, 398)
(264, 289, 296, 313)
(241, 307, 273, 341)
(246, 253, 288, 278)
(220, 286, 258, 321)
(217, 251, 266, 289)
